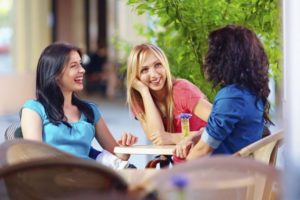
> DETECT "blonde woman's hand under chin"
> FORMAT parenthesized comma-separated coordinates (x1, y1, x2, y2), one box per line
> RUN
(132, 79, 149, 94)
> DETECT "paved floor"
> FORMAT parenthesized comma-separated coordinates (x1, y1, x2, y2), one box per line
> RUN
(0, 94, 149, 168)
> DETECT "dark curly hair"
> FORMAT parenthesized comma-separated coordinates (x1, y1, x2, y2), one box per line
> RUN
(203, 25, 272, 125)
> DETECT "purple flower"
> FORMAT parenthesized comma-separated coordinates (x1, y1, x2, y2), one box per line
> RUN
(171, 175, 188, 189)
(177, 113, 192, 119)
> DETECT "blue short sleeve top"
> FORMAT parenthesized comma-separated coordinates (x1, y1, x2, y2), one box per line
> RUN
(22, 100, 101, 159)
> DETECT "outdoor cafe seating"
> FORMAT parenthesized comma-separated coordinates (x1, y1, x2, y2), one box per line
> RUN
(0, 140, 281, 200)
(0, 127, 282, 199)
(0, 139, 137, 200)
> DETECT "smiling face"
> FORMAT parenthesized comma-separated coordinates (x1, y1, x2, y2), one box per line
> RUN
(138, 50, 167, 92)
(57, 50, 85, 93)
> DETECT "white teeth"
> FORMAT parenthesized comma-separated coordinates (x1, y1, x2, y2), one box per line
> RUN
(151, 78, 160, 84)
(75, 77, 83, 81)
(74, 77, 83, 84)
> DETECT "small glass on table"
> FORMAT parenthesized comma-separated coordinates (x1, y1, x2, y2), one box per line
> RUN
(172, 113, 192, 164)
(179, 113, 192, 137)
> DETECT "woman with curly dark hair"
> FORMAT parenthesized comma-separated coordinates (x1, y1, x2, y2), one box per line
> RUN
(174, 25, 273, 160)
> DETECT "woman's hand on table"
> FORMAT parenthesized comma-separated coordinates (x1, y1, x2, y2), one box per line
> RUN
(116, 132, 138, 160)
(149, 129, 203, 146)
(117, 132, 138, 146)
(173, 137, 194, 159)
(172, 130, 203, 158)
(149, 132, 175, 145)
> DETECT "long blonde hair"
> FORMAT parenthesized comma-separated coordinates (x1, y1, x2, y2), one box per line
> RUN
(126, 43, 174, 132)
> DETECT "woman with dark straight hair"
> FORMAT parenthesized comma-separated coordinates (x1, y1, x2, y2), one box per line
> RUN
(174, 25, 273, 160)
(21, 42, 137, 168)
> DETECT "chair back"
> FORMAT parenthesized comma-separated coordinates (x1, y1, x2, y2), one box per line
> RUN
(0, 158, 129, 199)
(142, 156, 281, 200)
(0, 139, 132, 199)
(234, 130, 283, 166)
(4, 122, 22, 140)
(0, 139, 78, 167)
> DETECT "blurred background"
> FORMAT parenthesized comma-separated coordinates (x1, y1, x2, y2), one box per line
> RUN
(0, 0, 149, 112)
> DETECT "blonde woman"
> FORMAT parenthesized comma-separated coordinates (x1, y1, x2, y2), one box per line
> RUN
(126, 44, 212, 152)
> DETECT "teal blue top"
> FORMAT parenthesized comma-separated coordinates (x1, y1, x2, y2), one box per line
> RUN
(22, 100, 101, 160)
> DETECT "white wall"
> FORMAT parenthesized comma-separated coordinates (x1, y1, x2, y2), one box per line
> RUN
(283, 0, 300, 199)
(0, 72, 35, 114)
(107, 0, 147, 61)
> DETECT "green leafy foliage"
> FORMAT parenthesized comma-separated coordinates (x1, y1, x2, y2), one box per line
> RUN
(127, 0, 281, 101)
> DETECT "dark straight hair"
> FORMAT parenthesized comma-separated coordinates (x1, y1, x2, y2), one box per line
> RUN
(36, 42, 94, 126)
